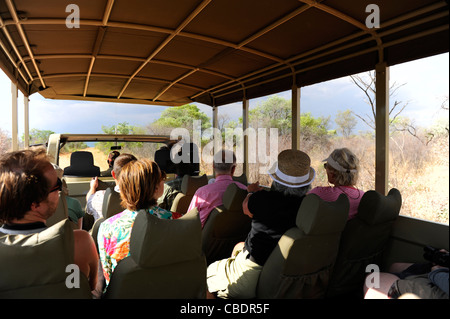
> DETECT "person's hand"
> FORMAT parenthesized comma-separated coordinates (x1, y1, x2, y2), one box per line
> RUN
(90, 176, 98, 192)
(247, 182, 262, 193)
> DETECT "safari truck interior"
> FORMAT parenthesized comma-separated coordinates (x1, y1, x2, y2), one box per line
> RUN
(0, 0, 448, 300)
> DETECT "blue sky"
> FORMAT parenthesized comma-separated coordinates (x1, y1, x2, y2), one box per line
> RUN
(0, 53, 448, 138)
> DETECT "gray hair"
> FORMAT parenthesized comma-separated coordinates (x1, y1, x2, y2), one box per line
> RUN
(271, 180, 311, 197)
(326, 148, 359, 186)
(213, 149, 236, 174)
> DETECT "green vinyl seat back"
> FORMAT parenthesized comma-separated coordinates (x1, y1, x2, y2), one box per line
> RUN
(90, 216, 105, 253)
(232, 173, 248, 186)
(256, 193, 349, 299)
(202, 183, 251, 265)
(0, 219, 92, 298)
(326, 188, 402, 298)
(170, 174, 208, 214)
(102, 187, 123, 219)
(104, 208, 207, 299)
(46, 190, 69, 227)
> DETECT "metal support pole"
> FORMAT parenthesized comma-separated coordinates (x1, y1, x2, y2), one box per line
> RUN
(24, 96, 29, 149)
(242, 97, 249, 176)
(375, 62, 390, 195)
(11, 82, 18, 151)
(292, 84, 301, 150)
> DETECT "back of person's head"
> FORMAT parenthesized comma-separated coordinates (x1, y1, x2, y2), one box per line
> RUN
(271, 180, 311, 197)
(112, 153, 137, 178)
(0, 149, 52, 223)
(118, 158, 164, 211)
(107, 151, 121, 168)
(324, 148, 359, 186)
(213, 149, 236, 175)
(268, 149, 315, 192)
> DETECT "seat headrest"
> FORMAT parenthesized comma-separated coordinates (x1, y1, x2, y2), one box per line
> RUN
(0, 219, 74, 290)
(70, 151, 95, 166)
(232, 174, 248, 186)
(180, 174, 208, 195)
(222, 183, 247, 211)
(357, 188, 402, 225)
(129, 208, 202, 268)
(297, 193, 349, 235)
(63, 151, 100, 177)
(154, 147, 175, 174)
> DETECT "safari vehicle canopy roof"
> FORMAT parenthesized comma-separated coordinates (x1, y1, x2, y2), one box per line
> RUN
(0, 0, 448, 108)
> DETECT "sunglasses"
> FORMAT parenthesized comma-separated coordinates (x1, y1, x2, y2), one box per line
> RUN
(49, 177, 63, 193)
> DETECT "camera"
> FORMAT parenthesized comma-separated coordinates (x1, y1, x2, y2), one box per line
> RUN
(423, 246, 449, 268)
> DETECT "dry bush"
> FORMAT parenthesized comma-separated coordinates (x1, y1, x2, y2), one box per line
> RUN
(198, 130, 448, 224)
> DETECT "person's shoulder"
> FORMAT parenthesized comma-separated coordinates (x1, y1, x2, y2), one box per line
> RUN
(73, 229, 94, 244)
(66, 196, 82, 209)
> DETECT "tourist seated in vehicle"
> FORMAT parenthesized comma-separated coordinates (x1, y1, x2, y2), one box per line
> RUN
(364, 247, 449, 299)
(100, 150, 120, 177)
(97, 158, 181, 287)
(207, 149, 315, 299)
(85, 153, 137, 221)
(0, 149, 99, 291)
(53, 164, 84, 228)
(158, 160, 199, 211)
(308, 148, 364, 220)
(187, 149, 246, 228)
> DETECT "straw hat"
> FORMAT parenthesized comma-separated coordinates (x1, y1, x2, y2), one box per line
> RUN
(268, 149, 315, 188)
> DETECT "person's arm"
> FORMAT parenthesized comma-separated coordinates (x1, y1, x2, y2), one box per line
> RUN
(86, 177, 98, 201)
(428, 265, 449, 295)
(73, 230, 99, 291)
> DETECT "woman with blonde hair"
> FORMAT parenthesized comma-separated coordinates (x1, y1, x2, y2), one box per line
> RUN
(308, 148, 364, 220)
(98, 158, 180, 287)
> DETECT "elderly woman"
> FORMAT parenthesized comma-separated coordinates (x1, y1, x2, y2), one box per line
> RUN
(98, 158, 180, 286)
(308, 147, 364, 220)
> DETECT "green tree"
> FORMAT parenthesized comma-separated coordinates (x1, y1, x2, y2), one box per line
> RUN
(149, 104, 211, 136)
(249, 95, 292, 135)
(335, 109, 357, 137)
(300, 112, 331, 139)
(97, 122, 144, 153)
(26, 128, 55, 145)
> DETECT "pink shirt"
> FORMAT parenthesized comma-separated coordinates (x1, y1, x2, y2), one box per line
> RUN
(308, 186, 365, 220)
(188, 175, 247, 227)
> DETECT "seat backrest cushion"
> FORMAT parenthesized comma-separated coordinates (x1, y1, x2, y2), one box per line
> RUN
(131, 208, 203, 267)
(104, 208, 206, 298)
(202, 183, 251, 264)
(102, 187, 123, 219)
(64, 151, 100, 177)
(180, 174, 208, 195)
(232, 174, 247, 186)
(327, 188, 402, 297)
(357, 188, 402, 225)
(256, 194, 349, 299)
(46, 192, 69, 227)
(0, 219, 91, 298)
(171, 174, 208, 214)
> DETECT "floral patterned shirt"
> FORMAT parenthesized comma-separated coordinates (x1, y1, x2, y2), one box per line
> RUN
(98, 206, 179, 285)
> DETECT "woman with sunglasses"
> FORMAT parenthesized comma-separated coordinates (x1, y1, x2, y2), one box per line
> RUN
(308, 148, 365, 220)
(98, 158, 181, 288)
